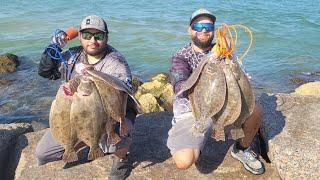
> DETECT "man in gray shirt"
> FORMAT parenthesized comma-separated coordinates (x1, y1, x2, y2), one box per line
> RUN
(36, 15, 136, 180)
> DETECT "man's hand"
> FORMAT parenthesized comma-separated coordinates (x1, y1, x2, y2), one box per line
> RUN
(51, 30, 68, 48)
(75, 63, 91, 76)
(60, 83, 73, 96)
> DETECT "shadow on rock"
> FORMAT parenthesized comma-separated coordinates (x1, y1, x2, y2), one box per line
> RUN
(129, 112, 173, 168)
(196, 139, 235, 174)
(6, 135, 29, 180)
(63, 147, 91, 169)
(258, 93, 285, 162)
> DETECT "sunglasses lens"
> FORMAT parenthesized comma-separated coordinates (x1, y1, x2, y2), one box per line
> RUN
(82, 32, 93, 40)
(93, 32, 105, 40)
(82, 32, 105, 40)
(192, 23, 214, 32)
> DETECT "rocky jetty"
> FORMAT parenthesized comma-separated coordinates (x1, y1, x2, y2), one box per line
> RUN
(0, 53, 20, 73)
(8, 112, 279, 180)
(259, 92, 320, 179)
(2, 72, 320, 179)
(0, 123, 32, 180)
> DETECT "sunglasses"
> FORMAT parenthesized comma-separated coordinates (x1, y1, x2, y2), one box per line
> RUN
(81, 31, 106, 41)
(191, 23, 215, 32)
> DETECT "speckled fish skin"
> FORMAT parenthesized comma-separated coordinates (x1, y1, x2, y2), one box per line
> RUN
(49, 85, 78, 163)
(213, 58, 242, 141)
(70, 77, 105, 161)
(189, 59, 226, 137)
(230, 60, 255, 138)
(91, 77, 127, 143)
(175, 55, 212, 97)
(87, 69, 141, 137)
(87, 69, 142, 114)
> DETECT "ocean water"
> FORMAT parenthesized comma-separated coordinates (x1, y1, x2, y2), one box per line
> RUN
(0, 0, 319, 123)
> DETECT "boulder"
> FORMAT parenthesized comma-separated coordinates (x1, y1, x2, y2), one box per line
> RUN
(158, 83, 174, 111)
(0, 53, 20, 73)
(0, 123, 33, 179)
(293, 81, 320, 95)
(149, 72, 169, 84)
(140, 80, 165, 98)
(138, 93, 164, 113)
(134, 73, 173, 112)
(259, 93, 320, 179)
(132, 76, 143, 93)
(9, 112, 279, 179)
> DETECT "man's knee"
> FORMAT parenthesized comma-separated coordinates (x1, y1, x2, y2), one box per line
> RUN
(172, 149, 196, 170)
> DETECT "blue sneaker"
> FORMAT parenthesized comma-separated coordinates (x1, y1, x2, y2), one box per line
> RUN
(231, 144, 265, 175)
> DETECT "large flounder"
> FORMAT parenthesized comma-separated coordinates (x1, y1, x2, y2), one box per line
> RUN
(212, 58, 242, 141)
(177, 54, 226, 136)
(175, 54, 255, 140)
(49, 85, 78, 163)
(70, 76, 105, 161)
(229, 60, 255, 138)
(86, 69, 142, 141)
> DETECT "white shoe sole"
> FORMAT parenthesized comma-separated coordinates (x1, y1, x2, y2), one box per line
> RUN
(231, 151, 264, 175)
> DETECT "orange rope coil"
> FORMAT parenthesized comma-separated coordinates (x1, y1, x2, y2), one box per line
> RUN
(212, 23, 253, 62)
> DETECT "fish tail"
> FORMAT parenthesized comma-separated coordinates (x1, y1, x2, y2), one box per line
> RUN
(212, 127, 226, 141)
(107, 133, 121, 145)
(230, 128, 245, 140)
(87, 147, 104, 160)
(62, 150, 78, 163)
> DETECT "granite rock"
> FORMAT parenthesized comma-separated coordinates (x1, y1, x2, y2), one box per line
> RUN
(293, 81, 320, 95)
(0, 123, 32, 179)
(259, 93, 320, 179)
(9, 112, 278, 179)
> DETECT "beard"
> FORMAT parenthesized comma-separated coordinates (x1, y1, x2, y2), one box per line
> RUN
(86, 48, 104, 56)
(191, 33, 214, 49)
(85, 43, 107, 57)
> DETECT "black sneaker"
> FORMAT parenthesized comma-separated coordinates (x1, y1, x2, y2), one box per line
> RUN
(108, 154, 133, 180)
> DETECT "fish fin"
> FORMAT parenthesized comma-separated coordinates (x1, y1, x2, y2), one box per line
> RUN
(211, 127, 226, 141)
(119, 121, 130, 137)
(62, 150, 78, 163)
(87, 147, 104, 160)
(190, 123, 205, 137)
(87, 69, 133, 94)
(230, 128, 245, 140)
(107, 132, 121, 145)
(128, 94, 143, 114)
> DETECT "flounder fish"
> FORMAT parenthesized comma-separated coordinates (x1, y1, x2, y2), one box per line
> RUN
(70, 76, 105, 161)
(49, 84, 78, 163)
(177, 54, 226, 136)
(50, 69, 142, 163)
(229, 60, 255, 139)
(86, 69, 142, 143)
(175, 53, 255, 140)
(212, 58, 242, 141)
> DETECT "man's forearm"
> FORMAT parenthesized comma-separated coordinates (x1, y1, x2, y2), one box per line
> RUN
(38, 45, 61, 80)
